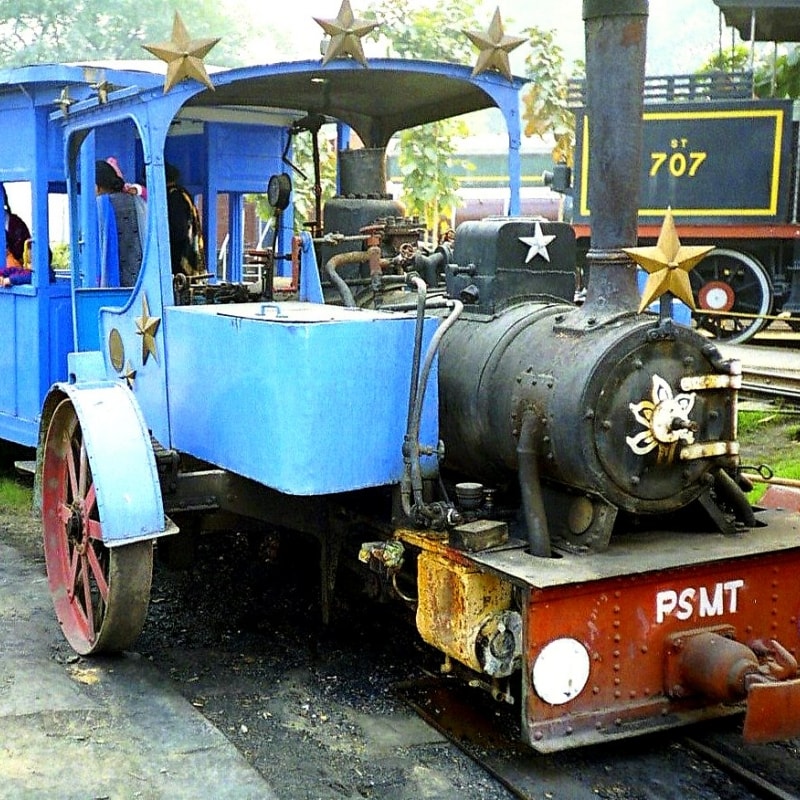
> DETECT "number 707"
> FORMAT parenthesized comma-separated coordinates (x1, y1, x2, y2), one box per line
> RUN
(649, 151, 707, 178)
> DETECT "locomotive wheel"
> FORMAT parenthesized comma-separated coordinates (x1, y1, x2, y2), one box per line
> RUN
(42, 398, 153, 655)
(689, 248, 772, 345)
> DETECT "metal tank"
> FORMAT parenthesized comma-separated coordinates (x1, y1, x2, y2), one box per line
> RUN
(436, 0, 741, 553)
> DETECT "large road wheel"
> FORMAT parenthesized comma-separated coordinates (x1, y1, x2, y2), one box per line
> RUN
(42, 398, 153, 655)
(690, 248, 772, 345)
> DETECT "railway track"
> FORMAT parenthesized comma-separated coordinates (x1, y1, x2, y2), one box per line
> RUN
(135, 530, 800, 800)
(717, 341, 800, 402)
(684, 737, 800, 800)
(739, 366, 800, 401)
(397, 674, 800, 800)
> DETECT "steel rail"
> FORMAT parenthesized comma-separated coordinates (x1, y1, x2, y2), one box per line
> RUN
(684, 738, 800, 800)
(739, 366, 800, 400)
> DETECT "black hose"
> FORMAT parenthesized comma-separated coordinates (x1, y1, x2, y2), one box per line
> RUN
(714, 468, 757, 528)
(517, 410, 552, 557)
(406, 276, 427, 430)
(402, 298, 464, 518)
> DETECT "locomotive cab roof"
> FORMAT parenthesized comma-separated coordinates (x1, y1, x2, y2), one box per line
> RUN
(43, 58, 528, 149)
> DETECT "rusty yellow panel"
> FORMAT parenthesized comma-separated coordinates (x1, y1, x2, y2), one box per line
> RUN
(416, 550, 512, 673)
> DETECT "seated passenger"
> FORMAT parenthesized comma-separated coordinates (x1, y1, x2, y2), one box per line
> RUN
(95, 159, 147, 287)
(0, 187, 32, 287)
(166, 164, 205, 276)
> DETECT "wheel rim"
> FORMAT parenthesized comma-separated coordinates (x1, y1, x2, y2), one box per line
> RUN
(690, 248, 772, 345)
(42, 398, 153, 655)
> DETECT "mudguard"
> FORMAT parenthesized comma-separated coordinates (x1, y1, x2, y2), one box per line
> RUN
(37, 354, 166, 546)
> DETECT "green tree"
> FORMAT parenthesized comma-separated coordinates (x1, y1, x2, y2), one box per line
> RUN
(754, 46, 800, 98)
(698, 44, 751, 74)
(699, 41, 800, 100)
(365, 0, 484, 243)
(0, 0, 247, 67)
(521, 25, 581, 167)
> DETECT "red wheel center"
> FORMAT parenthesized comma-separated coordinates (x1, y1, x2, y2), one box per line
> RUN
(698, 281, 735, 312)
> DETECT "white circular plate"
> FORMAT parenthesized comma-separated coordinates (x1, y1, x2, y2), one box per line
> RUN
(531, 637, 591, 705)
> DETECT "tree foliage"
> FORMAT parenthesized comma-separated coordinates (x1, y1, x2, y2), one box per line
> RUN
(698, 44, 751, 74)
(699, 41, 800, 100)
(754, 47, 800, 99)
(0, 0, 246, 67)
(521, 25, 580, 167)
(363, 0, 485, 243)
(364, 0, 480, 63)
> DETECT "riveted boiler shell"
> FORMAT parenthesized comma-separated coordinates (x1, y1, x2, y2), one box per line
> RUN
(438, 306, 734, 515)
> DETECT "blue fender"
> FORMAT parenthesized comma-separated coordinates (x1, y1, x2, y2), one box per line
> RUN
(38, 373, 166, 547)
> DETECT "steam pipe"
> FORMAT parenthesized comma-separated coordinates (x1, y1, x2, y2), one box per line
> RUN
(406, 276, 427, 431)
(581, 0, 649, 318)
(324, 248, 387, 307)
(401, 298, 464, 523)
(517, 411, 551, 558)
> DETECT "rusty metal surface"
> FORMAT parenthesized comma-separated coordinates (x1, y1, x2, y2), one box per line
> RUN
(520, 545, 800, 749)
(416, 549, 513, 674)
(761, 484, 800, 512)
(744, 679, 800, 743)
(467, 509, 800, 588)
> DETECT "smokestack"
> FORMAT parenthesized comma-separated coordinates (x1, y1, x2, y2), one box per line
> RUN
(581, 0, 649, 317)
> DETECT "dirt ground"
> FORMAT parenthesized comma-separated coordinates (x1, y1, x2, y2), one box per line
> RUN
(0, 451, 517, 800)
(1, 412, 799, 799)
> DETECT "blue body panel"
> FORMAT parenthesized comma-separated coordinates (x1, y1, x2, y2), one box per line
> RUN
(46, 362, 166, 545)
(165, 302, 440, 495)
(0, 58, 525, 509)
(0, 63, 161, 447)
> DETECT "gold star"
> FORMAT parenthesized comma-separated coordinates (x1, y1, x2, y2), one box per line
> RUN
(463, 7, 526, 81)
(91, 80, 110, 104)
(135, 294, 161, 365)
(623, 208, 714, 312)
(142, 12, 220, 93)
(314, 0, 378, 67)
(54, 87, 73, 115)
(121, 360, 137, 389)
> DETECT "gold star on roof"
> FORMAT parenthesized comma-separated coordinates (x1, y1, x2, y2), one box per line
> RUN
(135, 294, 161, 365)
(464, 7, 526, 81)
(314, 0, 378, 67)
(142, 12, 220, 93)
(54, 87, 74, 115)
(623, 208, 714, 313)
(91, 80, 110, 104)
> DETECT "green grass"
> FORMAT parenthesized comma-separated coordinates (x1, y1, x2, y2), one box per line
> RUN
(747, 457, 800, 503)
(738, 407, 800, 437)
(0, 475, 33, 512)
(737, 406, 800, 503)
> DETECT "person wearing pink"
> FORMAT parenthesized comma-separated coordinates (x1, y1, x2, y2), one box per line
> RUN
(0, 186, 32, 287)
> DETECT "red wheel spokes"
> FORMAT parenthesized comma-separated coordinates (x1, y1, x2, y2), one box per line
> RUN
(85, 543, 109, 600)
(78, 554, 96, 641)
(44, 397, 154, 655)
(65, 429, 79, 503)
(58, 416, 106, 643)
